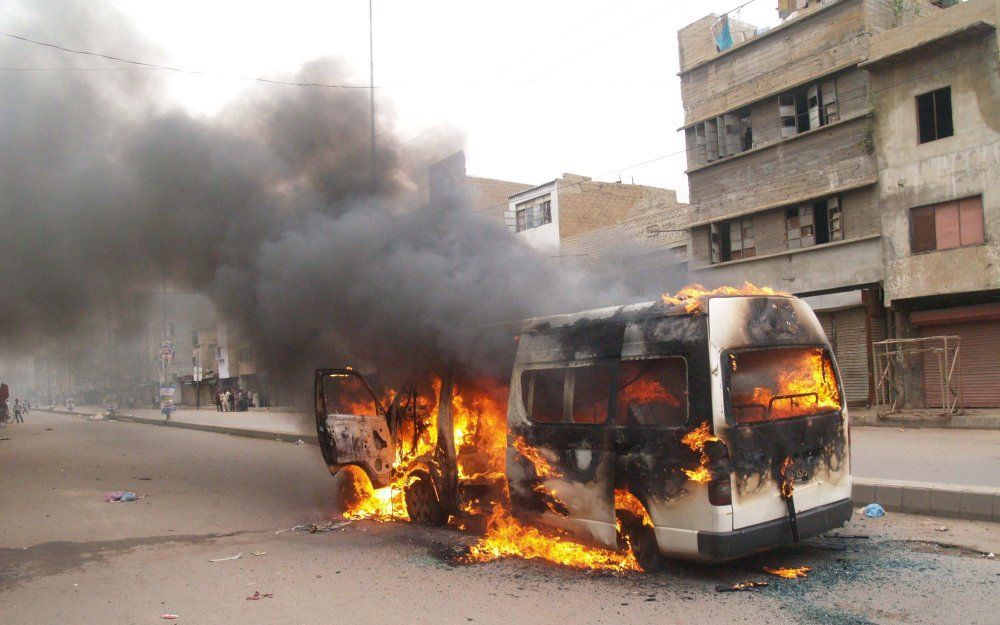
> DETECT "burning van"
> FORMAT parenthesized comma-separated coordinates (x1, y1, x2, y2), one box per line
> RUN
(316, 288, 852, 571)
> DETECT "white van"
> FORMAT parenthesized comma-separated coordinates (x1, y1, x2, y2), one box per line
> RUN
(316, 293, 852, 571)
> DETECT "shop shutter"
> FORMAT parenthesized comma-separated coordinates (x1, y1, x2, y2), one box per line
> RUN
(921, 320, 1000, 408)
(832, 308, 869, 405)
(815, 308, 870, 406)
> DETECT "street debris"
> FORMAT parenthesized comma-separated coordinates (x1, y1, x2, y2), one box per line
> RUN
(160, 615, 179, 620)
(294, 439, 305, 445)
(275, 520, 353, 535)
(764, 566, 812, 579)
(250, 551, 267, 556)
(208, 553, 242, 562)
(987, 552, 996, 559)
(716, 581, 769, 592)
(862, 503, 885, 518)
(935, 526, 949, 532)
(103, 491, 139, 502)
(246, 591, 274, 601)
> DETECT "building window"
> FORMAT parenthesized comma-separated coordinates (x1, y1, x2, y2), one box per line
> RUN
(911, 196, 984, 253)
(778, 79, 838, 138)
(916, 86, 953, 144)
(515, 197, 552, 232)
(786, 196, 843, 249)
(694, 106, 752, 164)
(711, 217, 755, 263)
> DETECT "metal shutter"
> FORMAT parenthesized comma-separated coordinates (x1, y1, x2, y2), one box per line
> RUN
(832, 308, 870, 405)
(816, 307, 870, 405)
(921, 320, 1000, 408)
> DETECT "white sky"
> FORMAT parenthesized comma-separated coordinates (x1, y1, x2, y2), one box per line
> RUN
(108, 0, 782, 201)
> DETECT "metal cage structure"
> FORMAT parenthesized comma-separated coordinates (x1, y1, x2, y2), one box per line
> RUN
(871, 336, 963, 417)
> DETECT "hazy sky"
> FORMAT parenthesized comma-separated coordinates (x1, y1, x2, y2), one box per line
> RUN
(23, 1, 783, 201)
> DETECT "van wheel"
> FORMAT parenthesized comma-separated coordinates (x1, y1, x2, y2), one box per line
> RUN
(618, 510, 663, 573)
(404, 475, 444, 526)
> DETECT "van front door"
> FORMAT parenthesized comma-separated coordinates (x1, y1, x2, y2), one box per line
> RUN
(314, 368, 396, 488)
(507, 362, 618, 548)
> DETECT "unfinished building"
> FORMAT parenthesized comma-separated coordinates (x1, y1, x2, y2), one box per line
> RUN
(675, 0, 992, 408)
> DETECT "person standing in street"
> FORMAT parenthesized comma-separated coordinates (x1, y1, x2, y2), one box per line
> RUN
(13, 399, 23, 423)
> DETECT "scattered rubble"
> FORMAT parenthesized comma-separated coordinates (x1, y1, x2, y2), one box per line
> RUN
(275, 520, 353, 535)
(246, 591, 274, 601)
(103, 491, 139, 502)
(716, 581, 769, 592)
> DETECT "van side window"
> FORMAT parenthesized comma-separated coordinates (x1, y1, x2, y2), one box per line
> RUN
(617, 358, 688, 426)
(569, 364, 614, 424)
(521, 364, 614, 424)
(521, 368, 565, 423)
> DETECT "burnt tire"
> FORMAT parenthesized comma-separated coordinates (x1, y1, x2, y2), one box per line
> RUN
(618, 510, 663, 573)
(404, 475, 444, 526)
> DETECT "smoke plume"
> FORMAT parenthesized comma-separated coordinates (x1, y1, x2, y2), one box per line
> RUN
(0, 1, 644, 398)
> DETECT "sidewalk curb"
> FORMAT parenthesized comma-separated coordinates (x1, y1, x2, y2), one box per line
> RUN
(850, 412, 1000, 430)
(36, 408, 318, 446)
(852, 477, 999, 522)
(37, 409, 997, 522)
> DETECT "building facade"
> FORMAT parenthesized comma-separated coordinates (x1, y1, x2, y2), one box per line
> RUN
(862, 0, 1000, 407)
(677, 0, 998, 408)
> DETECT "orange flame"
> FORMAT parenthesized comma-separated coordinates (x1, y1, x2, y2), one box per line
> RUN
(681, 421, 720, 484)
(464, 507, 640, 573)
(764, 566, 812, 579)
(618, 376, 681, 408)
(660, 282, 789, 314)
(779, 456, 795, 499)
(343, 380, 653, 572)
(731, 348, 841, 423)
(614, 489, 653, 528)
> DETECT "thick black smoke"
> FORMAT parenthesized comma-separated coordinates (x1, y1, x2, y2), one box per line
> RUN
(0, 1, 642, 397)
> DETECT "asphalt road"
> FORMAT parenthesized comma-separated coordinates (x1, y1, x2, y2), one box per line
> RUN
(1, 413, 997, 625)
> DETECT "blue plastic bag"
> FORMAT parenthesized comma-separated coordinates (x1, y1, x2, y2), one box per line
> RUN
(862, 503, 885, 518)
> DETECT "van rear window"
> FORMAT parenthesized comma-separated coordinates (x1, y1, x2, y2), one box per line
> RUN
(726, 347, 841, 424)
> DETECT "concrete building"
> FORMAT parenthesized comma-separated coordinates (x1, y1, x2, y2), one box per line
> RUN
(505, 174, 688, 259)
(861, 0, 1000, 407)
(676, 0, 998, 408)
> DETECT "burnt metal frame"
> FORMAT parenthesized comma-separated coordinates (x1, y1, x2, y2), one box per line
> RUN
(871, 336, 963, 417)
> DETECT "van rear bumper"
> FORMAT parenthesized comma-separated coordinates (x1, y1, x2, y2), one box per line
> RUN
(696, 498, 853, 561)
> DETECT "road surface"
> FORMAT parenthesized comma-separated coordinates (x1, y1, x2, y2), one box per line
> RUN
(1, 412, 997, 625)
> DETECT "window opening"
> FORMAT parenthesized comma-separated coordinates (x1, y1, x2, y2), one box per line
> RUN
(617, 358, 688, 426)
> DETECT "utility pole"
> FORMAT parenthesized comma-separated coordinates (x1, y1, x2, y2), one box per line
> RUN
(369, 0, 376, 194)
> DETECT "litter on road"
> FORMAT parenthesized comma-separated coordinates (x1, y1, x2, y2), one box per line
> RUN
(208, 553, 242, 562)
(862, 503, 885, 518)
(160, 615, 179, 620)
(275, 520, 352, 535)
(246, 591, 274, 601)
(103, 491, 139, 502)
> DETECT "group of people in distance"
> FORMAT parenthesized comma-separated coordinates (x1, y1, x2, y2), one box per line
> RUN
(215, 388, 252, 412)
(0, 383, 29, 426)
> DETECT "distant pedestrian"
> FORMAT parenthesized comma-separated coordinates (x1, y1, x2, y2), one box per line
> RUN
(13, 399, 23, 423)
(215, 392, 223, 412)
(228, 390, 236, 412)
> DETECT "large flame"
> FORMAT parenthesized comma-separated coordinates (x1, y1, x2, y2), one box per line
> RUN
(730, 348, 841, 423)
(779, 456, 795, 499)
(660, 282, 789, 314)
(681, 421, 720, 484)
(464, 507, 640, 573)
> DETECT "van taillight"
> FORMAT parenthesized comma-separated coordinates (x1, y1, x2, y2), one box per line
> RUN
(708, 476, 732, 506)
